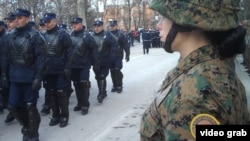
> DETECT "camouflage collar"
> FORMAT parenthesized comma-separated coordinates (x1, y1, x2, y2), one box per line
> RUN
(158, 45, 217, 92)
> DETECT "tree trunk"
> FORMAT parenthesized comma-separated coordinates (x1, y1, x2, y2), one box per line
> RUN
(77, 0, 87, 28)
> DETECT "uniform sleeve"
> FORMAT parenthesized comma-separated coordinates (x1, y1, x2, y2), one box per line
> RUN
(61, 32, 73, 69)
(119, 33, 130, 57)
(1, 34, 9, 75)
(85, 33, 97, 66)
(31, 33, 48, 80)
(161, 77, 229, 141)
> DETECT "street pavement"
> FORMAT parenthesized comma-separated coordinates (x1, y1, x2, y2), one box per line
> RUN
(0, 43, 249, 141)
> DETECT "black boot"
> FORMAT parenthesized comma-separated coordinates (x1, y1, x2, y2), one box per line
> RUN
(48, 89, 60, 126)
(8, 105, 29, 141)
(8, 105, 28, 125)
(110, 70, 117, 92)
(25, 103, 40, 141)
(40, 90, 50, 115)
(97, 75, 107, 103)
(73, 82, 81, 111)
(80, 81, 90, 115)
(0, 90, 4, 113)
(114, 69, 123, 93)
(4, 112, 15, 123)
(0, 89, 9, 109)
(57, 90, 69, 128)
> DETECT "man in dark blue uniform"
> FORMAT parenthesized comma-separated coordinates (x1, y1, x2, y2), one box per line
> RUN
(108, 20, 130, 93)
(4, 12, 17, 34)
(2, 12, 17, 124)
(0, 21, 7, 113)
(92, 20, 115, 103)
(142, 29, 151, 54)
(42, 13, 72, 127)
(38, 18, 46, 33)
(38, 18, 51, 116)
(2, 8, 48, 141)
(70, 17, 96, 115)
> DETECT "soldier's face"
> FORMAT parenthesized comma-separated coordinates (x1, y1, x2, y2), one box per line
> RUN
(39, 25, 46, 31)
(94, 25, 104, 33)
(45, 19, 57, 30)
(110, 25, 117, 31)
(7, 19, 17, 30)
(16, 16, 30, 28)
(72, 22, 82, 31)
(157, 17, 172, 42)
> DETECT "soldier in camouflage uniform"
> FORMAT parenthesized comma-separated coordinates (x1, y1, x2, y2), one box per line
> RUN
(140, 0, 250, 141)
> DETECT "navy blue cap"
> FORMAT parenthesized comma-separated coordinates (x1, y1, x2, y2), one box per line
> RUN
(94, 20, 103, 26)
(71, 17, 82, 24)
(43, 13, 56, 23)
(109, 20, 117, 26)
(15, 8, 31, 17)
(39, 18, 45, 26)
(59, 24, 67, 29)
(4, 12, 16, 21)
(0, 21, 5, 27)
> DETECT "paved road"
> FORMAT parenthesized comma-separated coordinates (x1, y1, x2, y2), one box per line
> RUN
(0, 43, 249, 141)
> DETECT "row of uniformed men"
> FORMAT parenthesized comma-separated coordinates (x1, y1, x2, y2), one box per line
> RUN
(0, 8, 130, 141)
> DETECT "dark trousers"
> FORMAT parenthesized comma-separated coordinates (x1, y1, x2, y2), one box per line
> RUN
(143, 41, 150, 54)
(8, 82, 38, 107)
(71, 68, 90, 107)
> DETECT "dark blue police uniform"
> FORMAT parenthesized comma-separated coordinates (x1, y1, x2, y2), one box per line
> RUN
(92, 20, 114, 103)
(41, 13, 73, 128)
(70, 17, 96, 114)
(142, 29, 151, 54)
(2, 9, 48, 141)
(2, 12, 17, 124)
(109, 20, 130, 93)
(0, 21, 8, 112)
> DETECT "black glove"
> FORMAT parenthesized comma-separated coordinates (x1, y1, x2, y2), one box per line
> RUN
(32, 79, 42, 91)
(64, 69, 71, 81)
(1, 74, 8, 88)
(125, 55, 130, 62)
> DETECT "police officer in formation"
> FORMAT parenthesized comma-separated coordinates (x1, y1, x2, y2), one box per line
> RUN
(42, 13, 72, 128)
(92, 20, 115, 103)
(0, 21, 7, 113)
(2, 12, 17, 124)
(69, 17, 96, 115)
(150, 29, 161, 48)
(108, 20, 130, 93)
(142, 29, 151, 54)
(2, 8, 48, 141)
(5, 12, 18, 33)
(38, 18, 51, 116)
(38, 18, 46, 33)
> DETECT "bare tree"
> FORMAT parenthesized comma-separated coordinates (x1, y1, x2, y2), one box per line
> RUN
(125, 0, 132, 30)
(77, 0, 87, 26)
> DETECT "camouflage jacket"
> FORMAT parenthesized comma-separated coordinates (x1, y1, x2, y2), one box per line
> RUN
(140, 45, 250, 141)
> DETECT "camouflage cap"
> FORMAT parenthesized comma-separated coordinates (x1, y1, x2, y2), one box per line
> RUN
(149, 0, 241, 31)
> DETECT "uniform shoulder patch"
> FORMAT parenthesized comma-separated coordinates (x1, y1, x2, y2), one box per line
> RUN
(190, 114, 220, 138)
